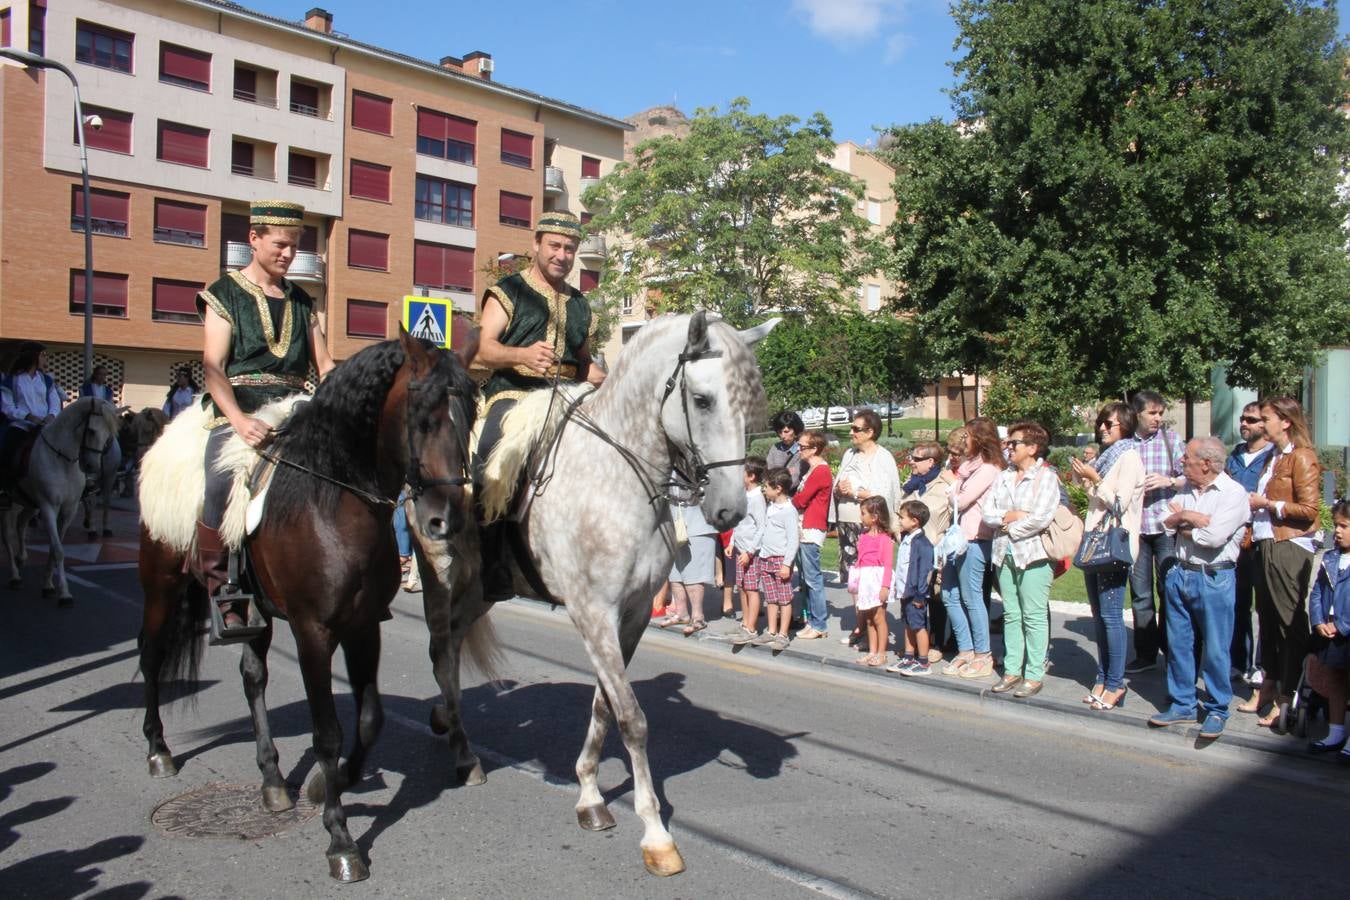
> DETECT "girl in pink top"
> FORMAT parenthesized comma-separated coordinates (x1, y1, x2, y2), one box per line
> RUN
(849, 496, 894, 667)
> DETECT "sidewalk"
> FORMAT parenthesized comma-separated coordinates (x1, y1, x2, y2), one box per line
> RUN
(649, 574, 1336, 763)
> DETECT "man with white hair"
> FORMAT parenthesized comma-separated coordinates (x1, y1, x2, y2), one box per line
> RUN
(1148, 437, 1251, 741)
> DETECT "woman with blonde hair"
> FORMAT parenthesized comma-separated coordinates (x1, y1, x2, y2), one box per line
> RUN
(1242, 396, 1322, 730)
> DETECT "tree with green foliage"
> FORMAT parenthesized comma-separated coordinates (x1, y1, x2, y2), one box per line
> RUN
(882, 0, 1350, 429)
(757, 310, 931, 413)
(583, 98, 877, 327)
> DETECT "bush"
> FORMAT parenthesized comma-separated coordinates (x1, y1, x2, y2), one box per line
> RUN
(877, 435, 912, 456)
(746, 436, 777, 459)
(1317, 447, 1347, 499)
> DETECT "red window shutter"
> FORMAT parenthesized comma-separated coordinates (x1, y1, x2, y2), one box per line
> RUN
(231, 140, 253, 172)
(443, 246, 474, 291)
(291, 81, 319, 108)
(160, 43, 211, 88)
(499, 191, 531, 224)
(581, 156, 600, 178)
(2, 11, 11, 48)
(417, 109, 442, 139)
(351, 91, 392, 134)
(444, 114, 475, 144)
(349, 160, 390, 201)
(157, 121, 210, 168)
(347, 299, 387, 339)
(414, 241, 442, 285)
(73, 188, 129, 224)
(233, 66, 256, 97)
(83, 107, 132, 153)
(71, 271, 128, 309)
(289, 152, 317, 185)
(154, 199, 206, 234)
(348, 230, 388, 270)
(579, 269, 600, 292)
(500, 129, 533, 165)
(153, 278, 203, 316)
(414, 242, 473, 290)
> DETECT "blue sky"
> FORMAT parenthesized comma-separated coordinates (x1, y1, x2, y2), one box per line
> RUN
(248, 0, 1344, 148)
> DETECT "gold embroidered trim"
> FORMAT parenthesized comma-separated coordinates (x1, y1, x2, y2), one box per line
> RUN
(510, 363, 578, 380)
(250, 214, 304, 226)
(521, 267, 569, 363)
(228, 270, 294, 360)
(483, 390, 528, 420)
(228, 373, 307, 389)
(484, 285, 514, 324)
(204, 415, 230, 430)
(198, 289, 233, 327)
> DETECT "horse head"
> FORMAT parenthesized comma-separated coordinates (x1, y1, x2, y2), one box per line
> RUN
(660, 311, 778, 532)
(394, 325, 480, 543)
(57, 397, 119, 476)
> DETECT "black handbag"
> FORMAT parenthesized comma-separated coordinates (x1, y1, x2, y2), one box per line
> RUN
(1073, 499, 1133, 573)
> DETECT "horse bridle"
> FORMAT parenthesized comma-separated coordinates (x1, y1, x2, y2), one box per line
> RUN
(41, 402, 111, 473)
(403, 379, 472, 502)
(659, 347, 746, 499)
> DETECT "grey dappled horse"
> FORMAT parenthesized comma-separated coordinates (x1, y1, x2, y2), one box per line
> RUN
(2, 397, 119, 604)
(416, 312, 775, 877)
(80, 431, 121, 539)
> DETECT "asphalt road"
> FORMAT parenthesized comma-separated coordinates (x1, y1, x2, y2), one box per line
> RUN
(1, 565, 1345, 899)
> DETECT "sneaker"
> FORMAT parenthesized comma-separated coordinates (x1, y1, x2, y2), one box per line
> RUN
(901, 661, 932, 677)
(885, 655, 917, 674)
(1125, 656, 1158, 674)
(1198, 713, 1226, 741)
(730, 628, 757, 646)
(1148, 708, 1197, 728)
(751, 631, 777, 646)
(795, 626, 827, 640)
(771, 633, 790, 650)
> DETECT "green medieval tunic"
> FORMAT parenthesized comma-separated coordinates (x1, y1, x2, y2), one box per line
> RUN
(480, 267, 594, 409)
(196, 270, 315, 424)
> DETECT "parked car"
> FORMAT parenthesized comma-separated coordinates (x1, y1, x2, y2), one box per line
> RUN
(798, 407, 825, 427)
(826, 406, 852, 426)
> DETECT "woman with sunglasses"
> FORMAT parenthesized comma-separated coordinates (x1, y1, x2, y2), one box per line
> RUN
(1223, 402, 1274, 683)
(832, 409, 901, 646)
(1070, 402, 1145, 709)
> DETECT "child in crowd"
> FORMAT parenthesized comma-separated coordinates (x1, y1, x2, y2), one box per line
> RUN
(752, 467, 800, 650)
(849, 496, 894, 667)
(1308, 500, 1350, 758)
(730, 458, 768, 646)
(716, 528, 739, 620)
(886, 500, 936, 676)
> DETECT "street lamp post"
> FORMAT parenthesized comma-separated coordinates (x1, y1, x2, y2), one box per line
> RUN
(0, 48, 95, 382)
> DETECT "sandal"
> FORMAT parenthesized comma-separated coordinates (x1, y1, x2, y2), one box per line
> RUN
(854, 653, 880, 666)
(941, 654, 973, 677)
(681, 620, 707, 637)
(655, 614, 690, 629)
(1083, 683, 1105, 704)
(867, 654, 888, 668)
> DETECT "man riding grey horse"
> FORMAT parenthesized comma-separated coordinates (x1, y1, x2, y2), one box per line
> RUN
(195, 200, 335, 642)
(0, 341, 64, 498)
(471, 210, 606, 602)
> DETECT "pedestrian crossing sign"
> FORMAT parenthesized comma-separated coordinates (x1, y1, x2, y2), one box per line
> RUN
(402, 296, 451, 349)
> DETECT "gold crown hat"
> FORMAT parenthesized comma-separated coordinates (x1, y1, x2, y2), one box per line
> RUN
(249, 200, 305, 227)
(534, 210, 583, 240)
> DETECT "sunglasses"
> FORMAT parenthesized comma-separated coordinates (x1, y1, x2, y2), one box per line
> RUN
(1240, 416, 1262, 424)
(850, 425, 869, 433)
(1003, 439, 1029, 448)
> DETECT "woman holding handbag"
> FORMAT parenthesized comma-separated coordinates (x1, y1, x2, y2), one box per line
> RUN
(1070, 402, 1145, 710)
(1242, 396, 1322, 730)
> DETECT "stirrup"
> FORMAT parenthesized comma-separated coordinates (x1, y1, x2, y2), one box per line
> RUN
(208, 552, 267, 645)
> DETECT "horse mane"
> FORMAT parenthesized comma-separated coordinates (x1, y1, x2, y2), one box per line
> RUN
(265, 339, 476, 524)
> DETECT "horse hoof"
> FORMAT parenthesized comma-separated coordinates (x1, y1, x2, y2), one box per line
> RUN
(576, 804, 616, 832)
(327, 851, 369, 883)
(457, 761, 486, 787)
(261, 785, 294, 812)
(642, 842, 686, 877)
(41, 587, 56, 599)
(305, 772, 326, 804)
(429, 704, 450, 735)
(147, 753, 177, 778)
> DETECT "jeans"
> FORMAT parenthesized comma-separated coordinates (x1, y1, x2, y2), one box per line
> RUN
(393, 492, 412, 558)
(1129, 531, 1176, 661)
(1086, 568, 1129, 691)
(797, 542, 827, 631)
(1163, 565, 1237, 720)
(996, 558, 1052, 681)
(1229, 546, 1259, 674)
(943, 539, 992, 654)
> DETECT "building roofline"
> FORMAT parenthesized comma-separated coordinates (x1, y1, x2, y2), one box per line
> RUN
(185, 0, 634, 132)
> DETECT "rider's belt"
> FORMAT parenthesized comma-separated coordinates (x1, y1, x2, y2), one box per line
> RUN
(511, 363, 578, 381)
(229, 373, 307, 390)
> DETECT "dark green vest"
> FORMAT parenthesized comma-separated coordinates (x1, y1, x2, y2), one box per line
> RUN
(481, 268, 593, 400)
(196, 271, 314, 418)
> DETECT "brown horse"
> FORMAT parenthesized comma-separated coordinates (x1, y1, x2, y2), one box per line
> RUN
(137, 328, 478, 883)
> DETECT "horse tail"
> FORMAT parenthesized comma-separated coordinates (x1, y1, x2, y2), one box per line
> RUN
(461, 608, 504, 686)
(151, 580, 209, 705)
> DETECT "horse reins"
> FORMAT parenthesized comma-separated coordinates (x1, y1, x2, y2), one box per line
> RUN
(40, 400, 112, 471)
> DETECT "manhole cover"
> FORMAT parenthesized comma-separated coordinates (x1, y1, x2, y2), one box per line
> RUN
(151, 782, 318, 840)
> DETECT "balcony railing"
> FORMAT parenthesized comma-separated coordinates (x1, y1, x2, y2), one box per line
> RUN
(578, 233, 606, 261)
(288, 173, 318, 189)
(543, 166, 566, 197)
(286, 251, 326, 283)
(233, 88, 278, 108)
(223, 241, 253, 269)
(579, 175, 600, 195)
(290, 100, 320, 117)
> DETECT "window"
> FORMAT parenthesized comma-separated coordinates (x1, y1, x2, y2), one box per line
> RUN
(416, 109, 475, 164)
(152, 278, 204, 324)
(159, 43, 210, 91)
(70, 270, 128, 318)
(347, 230, 388, 271)
(349, 160, 390, 202)
(154, 199, 207, 246)
(500, 129, 533, 168)
(81, 106, 132, 154)
(866, 200, 882, 226)
(231, 140, 254, 177)
(351, 91, 392, 135)
(579, 269, 600, 293)
(300, 225, 319, 252)
(1, 10, 11, 48)
(581, 156, 601, 179)
(347, 299, 387, 340)
(414, 175, 473, 228)
(233, 63, 277, 107)
(290, 79, 321, 117)
(71, 187, 129, 237)
(157, 121, 209, 168)
(413, 241, 474, 292)
(621, 294, 635, 316)
(75, 21, 133, 73)
(865, 283, 881, 311)
(288, 151, 317, 188)
(29, 0, 43, 55)
(499, 191, 531, 228)
(580, 212, 593, 225)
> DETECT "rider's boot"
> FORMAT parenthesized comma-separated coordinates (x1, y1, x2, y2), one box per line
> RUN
(479, 521, 516, 604)
(195, 521, 256, 642)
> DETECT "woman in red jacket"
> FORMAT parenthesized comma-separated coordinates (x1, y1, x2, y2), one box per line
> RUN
(793, 431, 834, 639)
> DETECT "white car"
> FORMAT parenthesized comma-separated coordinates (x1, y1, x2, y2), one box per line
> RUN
(825, 406, 851, 426)
(798, 407, 825, 427)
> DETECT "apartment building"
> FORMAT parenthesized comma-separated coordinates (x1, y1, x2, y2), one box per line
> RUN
(0, 0, 627, 408)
